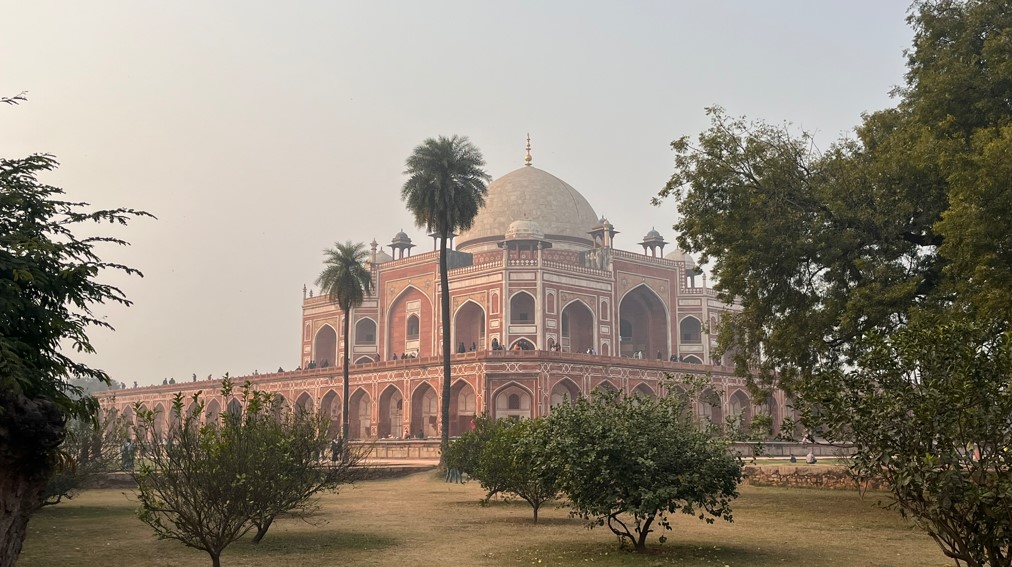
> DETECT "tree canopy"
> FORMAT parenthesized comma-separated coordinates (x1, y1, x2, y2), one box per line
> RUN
(0, 151, 149, 566)
(656, 1, 1012, 563)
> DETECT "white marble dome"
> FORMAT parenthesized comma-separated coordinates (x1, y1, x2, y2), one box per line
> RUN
(457, 166, 598, 252)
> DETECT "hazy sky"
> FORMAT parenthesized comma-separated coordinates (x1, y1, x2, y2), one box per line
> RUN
(3, 1, 913, 385)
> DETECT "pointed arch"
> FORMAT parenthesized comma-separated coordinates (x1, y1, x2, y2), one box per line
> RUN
(354, 355, 376, 365)
(728, 389, 752, 430)
(355, 317, 377, 345)
(349, 388, 372, 440)
(560, 298, 595, 353)
(204, 399, 221, 424)
(453, 300, 486, 352)
(698, 388, 723, 429)
(679, 315, 702, 344)
(320, 389, 341, 438)
(295, 392, 314, 415)
(508, 337, 535, 351)
(594, 380, 618, 395)
(509, 290, 536, 324)
(387, 285, 432, 359)
(550, 378, 582, 408)
(450, 380, 477, 436)
(313, 324, 338, 368)
(151, 403, 166, 437)
(491, 382, 533, 420)
(226, 398, 242, 418)
(378, 385, 404, 438)
(682, 354, 703, 364)
(410, 382, 439, 438)
(632, 383, 655, 397)
(618, 284, 670, 358)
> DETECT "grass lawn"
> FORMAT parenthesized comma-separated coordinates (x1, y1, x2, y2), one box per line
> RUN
(19, 472, 952, 567)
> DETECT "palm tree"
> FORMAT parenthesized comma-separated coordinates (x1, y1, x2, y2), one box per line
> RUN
(316, 241, 373, 442)
(402, 135, 490, 460)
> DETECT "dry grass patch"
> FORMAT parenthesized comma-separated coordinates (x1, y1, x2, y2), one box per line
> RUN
(20, 471, 951, 566)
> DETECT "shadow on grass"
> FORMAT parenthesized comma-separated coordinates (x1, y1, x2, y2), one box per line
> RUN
(236, 530, 398, 556)
(516, 539, 800, 565)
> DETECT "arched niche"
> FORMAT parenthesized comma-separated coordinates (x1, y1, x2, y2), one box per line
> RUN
(550, 378, 581, 408)
(320, 389, 341, 438)
(205, 399, 221, 424)
(313, 325, 338, 368)
(619, 285, 669, 358)
(355, 318, 377, 345)
(728, 389, 752, 430)
(450, 380, 477, 436)
(509, 291, 535, 324)
(492, 383, 532, 420)
(378, 385, 404, 439)
(387, 286, 431, 359)
(560, 300, 594, 353)
(349, 389, 371, 440)
(680, 316, 702, 344)
(296, 392, 314, 415)
(454, 301, 486, 352)
(698, 388, 723, 429)
(410, 382, 438, 438)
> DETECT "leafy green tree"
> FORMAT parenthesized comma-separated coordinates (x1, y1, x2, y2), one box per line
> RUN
(544, 389, 741, 551)
(474, 417, 557, 523)
(402, 136, 490, 461)
(43, 406, 129, 506)
(655, 1, 1012, 563)
(0, 151, 149, 566)
(132, 380, 360, 566)
(444, 414, 499, 480)
(317, 241, 373, 440)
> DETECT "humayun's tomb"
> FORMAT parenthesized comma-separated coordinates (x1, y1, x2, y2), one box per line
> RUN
(99, 147, 791, 458)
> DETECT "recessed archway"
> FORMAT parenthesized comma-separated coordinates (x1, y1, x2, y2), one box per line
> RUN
(618, 285, 669, 358)
(728, 389, 752, 430)
(492, 383, 532, 420)
(387, 286, 432, 359)
(454, 301, 486, 352)
(349, 389, 371, 440)
(411, 383, 439, 438)
(295, 392, 314, 415)
(450, 381, 477, 436)
(680, 316, 702, 344)
(509, 291, 536, 324)
(204, 400, 221, 424)
(355, 318, 377, 345)
(698, 388, 723, 429)
(378, 385, 404, 439)
(320, 389, 341, 438)
(550, 378, 581, 408)
(632, 383, 655, 397)
(560, 300, 594, 353)
(313, 325, 338, 368)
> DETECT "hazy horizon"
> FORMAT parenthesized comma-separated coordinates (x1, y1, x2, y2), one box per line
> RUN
(2, 1, 913, 386)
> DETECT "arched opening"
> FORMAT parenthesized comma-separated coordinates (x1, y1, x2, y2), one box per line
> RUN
(354, 355, 376, 365)
(560, 300, 594, 353)
(349, 389, 371, 440)
(509, 292, 535, 324)
(546, 292, 556, 314)
(378, 385, 404, 439)
(594, 380, 618, 396)
(550, 378, 581, 408)
(450, 381, 477, 436)
(204, 400, 221, 424)
(387, 286, 432, 359)
(680, 316, 702, 344)
(728, 390, 752, 430)
(756, 396, 781, 437)
(601, 342, 610, 356)
(320, 389, 341, 438)
(152, 403, 166, 437)
(272, 394, 289, 421)
(698, 388, 723, 429)
(493, 384, 532, 420)
(454, 301, 486, 352)
(313, 325, 338, 369)
(632, 383, 655, 397)
(682, 355, 703, 364)
(226, 398, 242, 419)
(618, 285, 668, 358)
(509, 338, 535, 351)
(355, 318, 377, 345)
(296, 392, 314, 415)
(410, 383, 438, 438)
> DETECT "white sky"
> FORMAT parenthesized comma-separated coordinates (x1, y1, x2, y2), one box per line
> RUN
(2, 1, 913, 385)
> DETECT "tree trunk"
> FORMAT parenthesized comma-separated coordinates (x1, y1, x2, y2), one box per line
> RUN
(0, 395, 65, 567)
(634, 516, 654, 552)
(207, 550, 221, 567)
(439, 234, 451, 465)
(251, 516, 274, 544)
(342, 306, 351, 442)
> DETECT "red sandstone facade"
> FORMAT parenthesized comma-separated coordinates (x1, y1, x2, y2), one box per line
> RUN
(99, 162, 789, 443)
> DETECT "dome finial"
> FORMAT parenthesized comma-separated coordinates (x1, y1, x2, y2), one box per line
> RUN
(524, 133, 532, 166)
